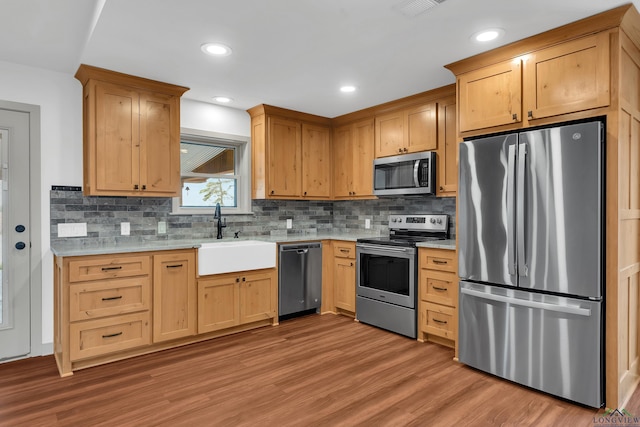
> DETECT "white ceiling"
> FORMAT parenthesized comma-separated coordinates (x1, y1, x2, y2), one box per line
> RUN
(0, 0, 638, 117)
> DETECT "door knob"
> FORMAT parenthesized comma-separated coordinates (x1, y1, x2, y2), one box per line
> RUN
(15, 242, 26, 250)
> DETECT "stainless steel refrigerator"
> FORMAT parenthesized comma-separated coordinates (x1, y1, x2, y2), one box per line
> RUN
(458, 120, 604, 408)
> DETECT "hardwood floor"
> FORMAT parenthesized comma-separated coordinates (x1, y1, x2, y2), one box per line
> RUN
(0, 314, 635, 426)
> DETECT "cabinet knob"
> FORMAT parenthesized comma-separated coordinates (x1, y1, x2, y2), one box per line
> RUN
(403, 147, 408, 152)
(528, 110, 533, 119)
(512, 113, 518, 121)
(236, 277, 240, 282)
(398, 148, 403, 153)
(270, 190, 275, 195)
(350, 262, 354, 267)
(304, 191, 307, 196)
(134, 184, 139, 190)
(142, 185, 146, 190)
(242, 277, 246, 282)
(439, 186, 444, 191)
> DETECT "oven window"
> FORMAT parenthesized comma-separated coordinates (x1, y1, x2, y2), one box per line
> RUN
(360, 253, 410, 296)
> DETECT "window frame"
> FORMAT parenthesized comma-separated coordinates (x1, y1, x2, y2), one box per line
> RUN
(172, 128, 252, 215)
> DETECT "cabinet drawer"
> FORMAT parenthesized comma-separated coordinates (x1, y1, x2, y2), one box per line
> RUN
(421, 302, 455, 340)
(420, 270, 457, 307)
(420, 248, 457, 273)
(68, 255, 150, 282)
(69, 277, 151, 322)
(69, 312, 151, 361)
(333, 242, 356, 259)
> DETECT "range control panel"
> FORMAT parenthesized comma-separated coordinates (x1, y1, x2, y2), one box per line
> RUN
(388, 214, 448, 232)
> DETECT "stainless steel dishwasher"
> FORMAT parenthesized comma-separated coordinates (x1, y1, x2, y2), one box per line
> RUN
(278, 242, 322, 318)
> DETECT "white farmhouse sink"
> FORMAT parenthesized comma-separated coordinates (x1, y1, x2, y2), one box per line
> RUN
(197, 240, 277, 276)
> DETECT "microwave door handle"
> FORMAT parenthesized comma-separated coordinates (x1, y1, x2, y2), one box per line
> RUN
(413, 160, 421, 187)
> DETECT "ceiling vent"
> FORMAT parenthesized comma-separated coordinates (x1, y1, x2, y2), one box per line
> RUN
(394, 0, 447, 18)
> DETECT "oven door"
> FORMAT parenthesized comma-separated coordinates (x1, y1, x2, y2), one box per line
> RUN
(356, 243, 416, 308)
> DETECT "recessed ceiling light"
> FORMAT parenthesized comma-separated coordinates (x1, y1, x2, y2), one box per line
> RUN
(201, 43, 232, 56)
(213, 96, 232, 103)
(471, 28, 504, 43)
(340, 85, 357, 93)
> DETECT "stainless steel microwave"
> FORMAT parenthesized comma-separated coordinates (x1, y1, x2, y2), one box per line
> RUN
(373, 151, 436, 196)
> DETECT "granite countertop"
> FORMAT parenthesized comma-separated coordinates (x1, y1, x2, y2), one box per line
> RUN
(415, 239, 456, 250)
(50, 231, 383, 257)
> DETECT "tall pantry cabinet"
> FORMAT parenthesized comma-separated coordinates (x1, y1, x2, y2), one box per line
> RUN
(446, 4, 640, 409)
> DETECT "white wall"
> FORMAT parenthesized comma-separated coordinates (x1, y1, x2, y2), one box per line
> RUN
(0, 60, 251, 350)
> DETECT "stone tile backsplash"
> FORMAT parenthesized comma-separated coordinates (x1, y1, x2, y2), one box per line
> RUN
(50, 189, 455, 245)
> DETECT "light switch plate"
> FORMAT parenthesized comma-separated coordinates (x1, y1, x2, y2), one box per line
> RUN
(365, 219, 371, 229)
(121, 222, 130, 236)
(57, 223, 87, 238)
(286, 218, 293, 229)
(158, 221, 167, 234)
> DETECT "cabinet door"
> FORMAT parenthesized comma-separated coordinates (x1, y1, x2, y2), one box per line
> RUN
(268, 117, 301, 197)
(94, 82, 140, 192)
(332, 124, 353, 198)
(198, 275, 240, 333)
(406, 102, 437, 153)
(334, 257, 355, 313)
(436, 99, 457, 196)
(301, 124, 331, 198)
(524, 32, 610, 120)
(153, 251, 196, 342)
(239, 271, 276, 324)
(458, 59, 522, 132)
(375, 111, 404, 157)
(139, 91, 181, 195)
(351, 119, 375, 197)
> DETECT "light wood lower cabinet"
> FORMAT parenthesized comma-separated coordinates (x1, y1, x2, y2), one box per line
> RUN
(54, 248, 277, 376)
(198, 269, 277, 333)
(153, 251, 197, 343)
(418, 247, 458, 354)
(333, 242, 356, 315)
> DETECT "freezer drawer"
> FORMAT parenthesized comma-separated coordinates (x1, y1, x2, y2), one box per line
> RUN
(458, 281, 603, 407)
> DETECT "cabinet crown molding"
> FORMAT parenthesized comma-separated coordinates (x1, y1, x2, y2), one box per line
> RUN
(75, 64, 190, 96)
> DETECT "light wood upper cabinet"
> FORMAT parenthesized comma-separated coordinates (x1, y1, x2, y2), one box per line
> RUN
(302, 124, 332, 198)
(332, 119, 374, 199)
(458, 59, 523, 132)
(523, 32, 610, 120)
(75, 64, 188, 197)
(436, 98, 457, 197)
(455, 32, 611, 133)
(153, 251, 197, 343)
(375, 102, 437, 157)
(248, 105, 332, 200)
(268, 116, 302, 197)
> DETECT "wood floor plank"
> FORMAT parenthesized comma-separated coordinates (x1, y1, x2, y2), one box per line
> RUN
(0, 314, 633, 426)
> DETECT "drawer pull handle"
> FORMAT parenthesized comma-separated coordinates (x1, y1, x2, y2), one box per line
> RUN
(340, 249, 350, 253)
(166, 264, 183, 268)
(432, 318, 448, 325)
(101, 296, 123, 301)
(432, 286, 448, 292)
(432, 260, 448, 265)
(101, 266, 123, 271)
(102, 332, 123, 339)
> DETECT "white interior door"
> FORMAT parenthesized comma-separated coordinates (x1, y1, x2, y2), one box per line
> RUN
(0, 109, 31, 360)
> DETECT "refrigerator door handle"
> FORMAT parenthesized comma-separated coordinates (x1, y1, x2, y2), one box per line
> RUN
(460, 287, 592, 316)
(517, 143, 528, 277)
(507, 145, 517, 276)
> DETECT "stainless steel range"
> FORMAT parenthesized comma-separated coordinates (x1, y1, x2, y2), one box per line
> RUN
(356, 214, 448, 338)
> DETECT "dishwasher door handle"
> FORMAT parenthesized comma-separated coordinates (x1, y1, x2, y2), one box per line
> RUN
(297, 249, 309, 254)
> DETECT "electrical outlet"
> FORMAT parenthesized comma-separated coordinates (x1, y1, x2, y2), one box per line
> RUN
(286, 218, 293, 229)
(121, 222, 130, 236)
(57, 223, 87, 237)
(365, 219, 371, 229)
(158, 221, 167, 234)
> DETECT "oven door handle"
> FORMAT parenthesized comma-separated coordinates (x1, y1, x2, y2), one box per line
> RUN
(357, 243, 412, 253)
